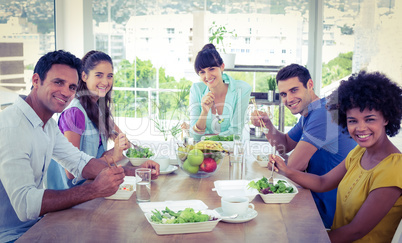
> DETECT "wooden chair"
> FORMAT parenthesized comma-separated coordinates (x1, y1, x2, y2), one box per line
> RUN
(392, 218, 402, 243)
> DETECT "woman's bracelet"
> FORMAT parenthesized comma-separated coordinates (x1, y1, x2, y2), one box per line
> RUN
(193, 124, 205, 133)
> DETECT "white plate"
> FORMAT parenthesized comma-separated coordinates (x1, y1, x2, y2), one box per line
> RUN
(160, 165, 178, 175)
(105, 176, 136, 200)
(169, 159, 178, 165)
(213, 180, 258, 202)
(214, 207, 257, 223)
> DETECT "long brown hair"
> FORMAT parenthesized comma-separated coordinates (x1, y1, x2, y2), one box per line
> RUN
(76, 50, 114, 140)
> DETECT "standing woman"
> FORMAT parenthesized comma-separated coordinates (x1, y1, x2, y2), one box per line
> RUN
(45, 50, 130, 190)
(189, 44, 251, 140)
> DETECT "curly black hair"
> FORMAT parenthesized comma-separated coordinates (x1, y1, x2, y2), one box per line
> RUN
(327, 70, 402, 137)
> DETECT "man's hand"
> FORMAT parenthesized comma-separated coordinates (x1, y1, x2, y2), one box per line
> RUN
(251, 110, 270, 127)
(269, 154, 288, 176)
(91, 166, 125, 197)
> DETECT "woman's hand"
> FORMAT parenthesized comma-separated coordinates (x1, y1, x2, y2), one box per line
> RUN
(201, 92, 215, 113)
(112, 132, 130, 161)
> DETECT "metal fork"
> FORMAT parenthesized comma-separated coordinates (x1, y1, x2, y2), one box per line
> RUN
(268, 147, 276, 185)
(112, 130, 144, 153)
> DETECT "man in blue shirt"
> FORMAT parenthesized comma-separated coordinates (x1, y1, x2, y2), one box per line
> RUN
(251, 64, 356, 228)
(0, 50, 160, 242)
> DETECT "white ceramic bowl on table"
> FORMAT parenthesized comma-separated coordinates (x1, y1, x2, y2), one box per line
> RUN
(255, 178, 299, 204)
(212, 180, 258, 202)
(127, 157, 150, 166)
(144, 210, 221, 235)
(139, 200, 221, 235)
(254, 154, 269, 167)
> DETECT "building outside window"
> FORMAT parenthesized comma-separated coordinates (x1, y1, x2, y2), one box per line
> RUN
(1, 0, 401, 140)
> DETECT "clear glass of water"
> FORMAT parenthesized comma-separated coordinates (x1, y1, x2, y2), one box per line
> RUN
(229, 154, 244, 180)
(135, 168, 151, 202)
(233, 133, 244, 156)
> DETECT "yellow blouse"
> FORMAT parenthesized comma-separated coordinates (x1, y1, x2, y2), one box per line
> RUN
(332, 146, 402, 243)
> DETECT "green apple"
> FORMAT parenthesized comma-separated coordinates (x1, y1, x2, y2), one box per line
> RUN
(183, 159, 199, 174)
(187, 149, 204, 166)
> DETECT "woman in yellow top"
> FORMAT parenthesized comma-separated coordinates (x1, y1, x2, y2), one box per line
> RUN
(270, 71, 401, 242)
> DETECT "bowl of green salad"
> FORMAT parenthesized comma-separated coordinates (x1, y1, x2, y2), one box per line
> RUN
(248, 177, 298, 204)
(144, 207, 221, 235)
(125, 146, 155, 166)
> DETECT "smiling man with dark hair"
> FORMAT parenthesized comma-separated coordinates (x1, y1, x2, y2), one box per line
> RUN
(251, 63, 356, 228)
(0, 50, 159, 242)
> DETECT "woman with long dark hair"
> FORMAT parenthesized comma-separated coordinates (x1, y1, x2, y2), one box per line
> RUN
(46, 50, 158, 189)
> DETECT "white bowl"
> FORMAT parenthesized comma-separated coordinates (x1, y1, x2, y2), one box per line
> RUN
(144, 209, 221, 235)
(127, 157, 150, 166)
(256, 178, 299, 204)
(105, 176, 136, 200)
(254, 154, 269, 167)
(213, 180, 258, 202)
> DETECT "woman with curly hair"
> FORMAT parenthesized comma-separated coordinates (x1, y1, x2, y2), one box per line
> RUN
(270, 71, 401, 242)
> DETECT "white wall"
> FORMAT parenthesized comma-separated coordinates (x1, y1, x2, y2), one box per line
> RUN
(55, 0, 94, 57)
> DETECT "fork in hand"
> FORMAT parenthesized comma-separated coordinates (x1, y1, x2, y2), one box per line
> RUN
(268, 147, 276, 185)
(112, 130, 144, 153)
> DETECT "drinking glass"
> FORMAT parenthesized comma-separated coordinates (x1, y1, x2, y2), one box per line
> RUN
(135, 168, 151, 202)
(233, 133, 244, 156)
(229, 154, 244, 180)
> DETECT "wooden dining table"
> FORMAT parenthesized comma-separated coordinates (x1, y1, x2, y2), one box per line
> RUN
(16, 155, 330, 242)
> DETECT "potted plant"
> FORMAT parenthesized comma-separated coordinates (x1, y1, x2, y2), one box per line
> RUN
(266, 75, 276, 102)
(209, 21, 237, 68)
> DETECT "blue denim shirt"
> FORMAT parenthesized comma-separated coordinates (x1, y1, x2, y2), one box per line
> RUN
(45, 98, 107, 190)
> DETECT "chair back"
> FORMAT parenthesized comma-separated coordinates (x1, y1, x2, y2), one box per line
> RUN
(392, 219, 402, 243)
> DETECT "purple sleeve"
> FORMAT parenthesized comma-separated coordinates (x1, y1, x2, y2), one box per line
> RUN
(58, 107, 86, 135)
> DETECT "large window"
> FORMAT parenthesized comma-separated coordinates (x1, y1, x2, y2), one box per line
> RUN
(92, 1, 310, 129)
(321, 0, 401, 97)
(0, 0, 55, 98)
(1, 0, 401, 140)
